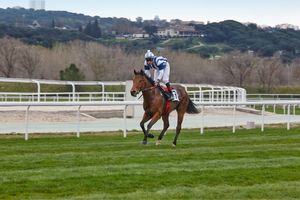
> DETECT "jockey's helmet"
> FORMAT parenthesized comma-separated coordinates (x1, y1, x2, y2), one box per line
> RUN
(145, 50, 154, 61)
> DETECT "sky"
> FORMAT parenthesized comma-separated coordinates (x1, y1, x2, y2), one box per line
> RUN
(0, 0, 300, 27)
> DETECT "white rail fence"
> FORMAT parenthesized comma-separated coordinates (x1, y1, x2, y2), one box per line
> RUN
(0, 78, 246, 103)
(1, 100, 300, 140)
(247, 94, 300, 100)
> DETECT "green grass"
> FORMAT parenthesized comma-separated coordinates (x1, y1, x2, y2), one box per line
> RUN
(1, 128, 300, 199)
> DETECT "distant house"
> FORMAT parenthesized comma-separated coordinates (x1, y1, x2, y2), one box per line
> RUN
(275, 23, 299, 30)
(54, 25, 77, 31)
(157, 28, 179, 37)
(177, 26, 201, 37)
(132, 33, 149, 38)
(156, 26, 201, 38)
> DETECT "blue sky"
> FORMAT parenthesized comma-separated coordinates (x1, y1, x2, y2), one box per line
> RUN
(1, 0, 300, 27)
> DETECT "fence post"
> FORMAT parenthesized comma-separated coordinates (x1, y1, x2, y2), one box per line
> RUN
(25, 106, 30, 140)
(200, 105, 204, 134)
(233, 105, 236, 133)
(287, 104, 290, 130)
(123, 105, 128, 138)
(261, 104, 265, 132)
(76, 105, 81, 138)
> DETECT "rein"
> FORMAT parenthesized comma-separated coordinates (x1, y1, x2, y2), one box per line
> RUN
(141, 85, 157, 92)
(137, 85, 157, 99)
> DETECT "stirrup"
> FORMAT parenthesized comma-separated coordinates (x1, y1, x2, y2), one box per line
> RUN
(169, 94, 174, 101)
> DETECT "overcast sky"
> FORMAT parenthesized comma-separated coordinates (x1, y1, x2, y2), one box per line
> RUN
(1, 0, 299, 27)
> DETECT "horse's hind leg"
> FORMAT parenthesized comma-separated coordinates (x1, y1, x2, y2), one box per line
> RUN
(156, 114, 170, 145)
(173, 111, 185, 146)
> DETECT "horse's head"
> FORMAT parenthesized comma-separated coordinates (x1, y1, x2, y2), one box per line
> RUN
(130, 69, 153, 97)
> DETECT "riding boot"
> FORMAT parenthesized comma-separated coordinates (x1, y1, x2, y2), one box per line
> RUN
(166, 83, 174, 101)
(157, 85, 170, 100)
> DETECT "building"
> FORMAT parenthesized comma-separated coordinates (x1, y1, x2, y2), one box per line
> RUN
(29, 0, 45, 10)
(132, 33, 149, 38)
(156, 26, 201, 38)
(275, 23, 299, 30)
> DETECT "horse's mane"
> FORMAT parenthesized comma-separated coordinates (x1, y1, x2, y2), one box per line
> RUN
(135, 70, 155, 86)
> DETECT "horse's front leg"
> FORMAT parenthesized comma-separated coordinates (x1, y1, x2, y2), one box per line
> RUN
(143, 112, 161, 145)
(140, 112, 152, 144)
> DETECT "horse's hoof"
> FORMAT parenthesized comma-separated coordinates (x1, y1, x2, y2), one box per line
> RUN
(156, 140, 161, 145)
(147, 133, 154, 138)
(142, 140, 147, 145)
(172, 143, 176, 147)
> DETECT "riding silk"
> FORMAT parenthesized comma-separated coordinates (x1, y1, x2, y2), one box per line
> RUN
(144, 57, 170, 84)
(144, 56, 168, 70)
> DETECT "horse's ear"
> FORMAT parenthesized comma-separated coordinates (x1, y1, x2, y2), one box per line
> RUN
(140, 69, 144, 75)
(134, 69, 137, 75)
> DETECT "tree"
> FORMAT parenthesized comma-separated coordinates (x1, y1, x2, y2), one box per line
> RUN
(60, 63, 85, 81)
(51, 19, 55, 28)
(256, 56, 281, 92)
(83, 42, 108, 80)
(143, 25, 158, 36)
(83, 19, 102, 38)
(219, 51, 257, 87)
(0, 37, 22, 77)
(19, 45, 41, 78)
(83, 21, 92, 36)
(91, 19, 102, 38)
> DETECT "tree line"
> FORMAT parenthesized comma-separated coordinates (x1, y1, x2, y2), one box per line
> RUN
(1, 37, 300, 93)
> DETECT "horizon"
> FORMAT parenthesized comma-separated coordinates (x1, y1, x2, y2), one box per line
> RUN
(0, 0, 299, 27)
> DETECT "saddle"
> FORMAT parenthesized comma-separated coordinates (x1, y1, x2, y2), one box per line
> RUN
(158, 85, 179, 102)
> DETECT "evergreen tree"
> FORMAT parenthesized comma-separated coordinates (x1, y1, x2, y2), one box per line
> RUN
(92, 19, 102, 38)
(60, 63, 85, 81)
(83, 19, 102, 38)
(83, 21, 92, 36)
(51, 19, 55, 28)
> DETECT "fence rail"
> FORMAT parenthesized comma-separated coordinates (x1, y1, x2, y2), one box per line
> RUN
(1, 100, 300, 140)
(0, 78, 246, 103)
(247, 94, 300, 100)
(0, 92, 126, 102)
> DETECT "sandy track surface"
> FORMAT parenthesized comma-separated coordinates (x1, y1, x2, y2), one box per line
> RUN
(0, 106, 269, 123)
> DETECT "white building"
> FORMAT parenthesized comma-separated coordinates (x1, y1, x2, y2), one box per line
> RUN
(132, 33, 149, 38)
(156, 26, 200, 38)
(275, 23, 299, 30)
(157, 28, 179, 37)
(29, 0, 45, 10)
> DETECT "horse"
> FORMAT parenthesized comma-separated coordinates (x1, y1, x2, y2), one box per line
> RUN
(130, 69, 200, 146)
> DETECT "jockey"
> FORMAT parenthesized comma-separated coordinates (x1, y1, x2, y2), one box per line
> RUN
(144, 50, 175, 101)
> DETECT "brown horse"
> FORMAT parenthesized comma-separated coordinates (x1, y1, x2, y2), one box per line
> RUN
(130, 69, 199, 146)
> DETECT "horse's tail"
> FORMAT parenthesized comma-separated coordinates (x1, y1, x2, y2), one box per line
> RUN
(186, 98, 200, 114)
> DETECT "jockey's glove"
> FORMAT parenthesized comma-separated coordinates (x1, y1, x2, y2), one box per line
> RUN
(155, 80, 161, 86)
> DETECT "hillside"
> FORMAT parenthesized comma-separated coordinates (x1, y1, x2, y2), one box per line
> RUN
(0, 8, 300, 61)
(0, 7, 134, 30)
